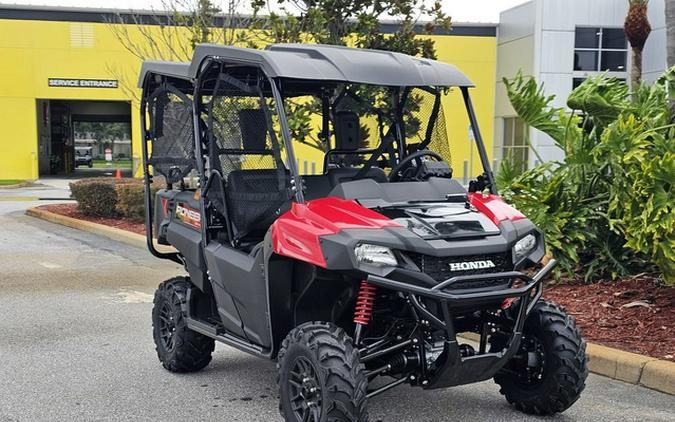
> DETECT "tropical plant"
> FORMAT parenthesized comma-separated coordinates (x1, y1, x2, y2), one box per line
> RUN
(624, 0, 652, 90)
(500, 69, 675, 284)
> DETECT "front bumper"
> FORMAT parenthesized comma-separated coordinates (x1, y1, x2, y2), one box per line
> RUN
(365, 259, 557, 389)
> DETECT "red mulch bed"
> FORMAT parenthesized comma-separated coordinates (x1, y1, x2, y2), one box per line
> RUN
(37, 203, 674, 361)
(544, 276, 674, 361)
(39, 203, 146, 235)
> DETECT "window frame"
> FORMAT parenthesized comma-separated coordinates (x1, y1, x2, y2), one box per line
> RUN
(573, 26, 628, 77)
(495, 116, 529, 173)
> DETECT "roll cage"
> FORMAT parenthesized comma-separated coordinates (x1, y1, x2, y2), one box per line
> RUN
(139, 44, 497, 260)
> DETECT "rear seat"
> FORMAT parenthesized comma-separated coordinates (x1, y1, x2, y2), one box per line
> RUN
(225, 168, 291, 241)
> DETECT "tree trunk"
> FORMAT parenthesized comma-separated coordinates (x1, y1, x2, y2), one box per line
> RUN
(667, 0, 675, 68)
(667, 0, 675, 116)
(631, 47, 643, 91)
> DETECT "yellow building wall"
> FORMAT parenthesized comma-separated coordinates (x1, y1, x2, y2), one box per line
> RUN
(0, 18, 495, 181)
(0, 19, 150, 180)
(433, 36, 497, 178)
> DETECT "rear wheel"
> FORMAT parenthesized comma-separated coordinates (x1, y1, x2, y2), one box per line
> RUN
(277, 322, 368, 422)
(152, 277, 214, 372)
(494, 300, 587, 415)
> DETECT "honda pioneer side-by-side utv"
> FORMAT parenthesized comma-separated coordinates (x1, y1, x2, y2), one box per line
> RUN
(139, 44, 587, 421)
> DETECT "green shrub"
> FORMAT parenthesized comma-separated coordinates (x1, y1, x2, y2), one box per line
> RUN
(115, 183, 147, 219)
(69, 178, 140, 217)
(70, 179, 118, 217)
(501, 68, 675, 284)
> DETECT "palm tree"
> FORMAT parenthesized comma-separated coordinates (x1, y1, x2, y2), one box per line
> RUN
(624, 0, 652, 90)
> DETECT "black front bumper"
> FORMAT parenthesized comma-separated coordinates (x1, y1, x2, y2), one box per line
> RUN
(365, 259, 557, 389)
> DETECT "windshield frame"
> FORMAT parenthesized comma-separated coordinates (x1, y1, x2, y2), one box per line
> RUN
(273, 79, 497, 197)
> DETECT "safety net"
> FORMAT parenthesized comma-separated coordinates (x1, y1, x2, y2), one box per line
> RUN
(147, 84, 195, 184)
(201, 69, 291, 241)
(402, 87, 451, 164)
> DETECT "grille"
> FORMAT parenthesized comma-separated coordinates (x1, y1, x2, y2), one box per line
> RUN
(407, 252, 512, 290)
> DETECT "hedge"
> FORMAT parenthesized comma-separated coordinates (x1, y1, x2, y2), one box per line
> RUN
(115, 183, 147, 219)
(69, 178, 153, 218)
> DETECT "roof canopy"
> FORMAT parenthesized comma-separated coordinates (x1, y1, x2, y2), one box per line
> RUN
(138, 61, 190, 86)
(139, 43, 474, 88)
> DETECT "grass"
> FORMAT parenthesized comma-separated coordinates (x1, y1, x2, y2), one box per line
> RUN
(91, 159, 132, 169)
(0, 179, 25, 186)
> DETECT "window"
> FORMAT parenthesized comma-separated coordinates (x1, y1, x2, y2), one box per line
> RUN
(574, 27, 627, 72)
(500, 117, 529, 173)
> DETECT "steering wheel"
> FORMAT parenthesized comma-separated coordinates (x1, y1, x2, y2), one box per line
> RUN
(388, 149, 445, 182)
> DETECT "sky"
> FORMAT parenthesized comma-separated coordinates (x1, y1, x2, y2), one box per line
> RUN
(0, 0, 531, 23)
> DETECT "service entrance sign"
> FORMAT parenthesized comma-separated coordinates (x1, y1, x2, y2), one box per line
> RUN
(48, 78, 118, 88)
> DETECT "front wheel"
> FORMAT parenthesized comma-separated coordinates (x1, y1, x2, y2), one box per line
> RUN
(277, 322, 368, 422)
(494, 300, 588, 415)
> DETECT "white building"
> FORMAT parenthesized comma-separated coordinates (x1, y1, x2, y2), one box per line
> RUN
(494, 0, 668, 169)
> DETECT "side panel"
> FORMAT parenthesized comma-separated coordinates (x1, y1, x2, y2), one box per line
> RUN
(203, 243, 271, 348)
(165, 191, 208, 290)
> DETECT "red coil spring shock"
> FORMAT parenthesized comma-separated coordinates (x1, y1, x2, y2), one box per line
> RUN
(353, 280, 377, 325)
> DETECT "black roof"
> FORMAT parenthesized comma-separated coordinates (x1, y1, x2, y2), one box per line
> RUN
(138, 61, 191, 86)
(139, 43, 474, 88)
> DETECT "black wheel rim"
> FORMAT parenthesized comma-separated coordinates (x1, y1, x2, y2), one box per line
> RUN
(514, 334, 546, 386)
(288, 356, 322, 422)
(158, 301, 176, 352)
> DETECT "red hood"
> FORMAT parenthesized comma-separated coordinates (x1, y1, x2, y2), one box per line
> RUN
(271, 195, 525, 268)
(271, 197, 400, 267)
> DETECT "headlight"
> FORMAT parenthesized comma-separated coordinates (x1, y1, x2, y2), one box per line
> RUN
(354, 244, 398, 267)
(513, 234, 537, 261)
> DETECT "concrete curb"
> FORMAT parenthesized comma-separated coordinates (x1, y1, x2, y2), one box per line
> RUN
(26, 206, 175, 254)
(587, 343, 675, 395)
(26, 206, 675, 396)
(458, 332, 674, 396)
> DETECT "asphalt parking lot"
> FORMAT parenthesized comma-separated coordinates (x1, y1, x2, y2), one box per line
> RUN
(1, 182, 674, 421)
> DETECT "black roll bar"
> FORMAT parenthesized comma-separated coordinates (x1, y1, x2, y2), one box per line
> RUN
(140, 76, 184, 265)
(461, 87, 497, 195)
(270, 78, 305, 203)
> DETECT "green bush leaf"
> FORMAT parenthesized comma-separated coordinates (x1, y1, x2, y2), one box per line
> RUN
(500, 67, 675, 284)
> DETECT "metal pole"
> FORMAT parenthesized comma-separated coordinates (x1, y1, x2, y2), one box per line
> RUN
(270, 78, 305, 203)
(366, 376, 409, 398)
(461, 87, 497, 194)
(140, 77, 182, 265)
